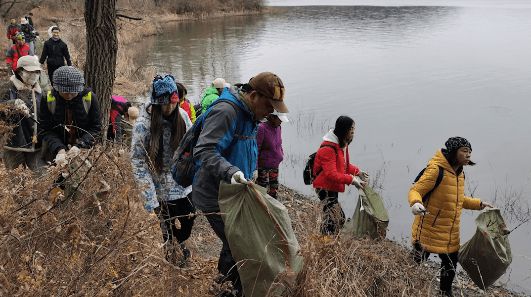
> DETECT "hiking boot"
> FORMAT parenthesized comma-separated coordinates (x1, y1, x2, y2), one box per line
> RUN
(163, 241, 177, 265)
(178, 242, 191, 267)
(214, 274, 227, 284)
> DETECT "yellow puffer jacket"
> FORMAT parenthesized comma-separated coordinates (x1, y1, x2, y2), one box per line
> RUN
(408, 150, 482, 254)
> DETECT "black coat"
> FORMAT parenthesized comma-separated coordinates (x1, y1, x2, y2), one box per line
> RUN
(20, 24, 36, 42)
(39, 38, 72, 68)
(39, 88, 101, 155)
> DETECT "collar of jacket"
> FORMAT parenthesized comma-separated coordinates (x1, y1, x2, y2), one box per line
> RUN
(204, 86, 218, 96)
(220, 87, 255, 120)
(52, 88, 89, 103)
(10, 75, 41, 93)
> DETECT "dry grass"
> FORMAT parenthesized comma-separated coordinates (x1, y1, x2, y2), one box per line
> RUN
(0, 104, 15, 148)
(23, 0, 262, 99)
(0, 155, 525, 296)
(278, 188, 437, 297)
(0, 145, 225, 296)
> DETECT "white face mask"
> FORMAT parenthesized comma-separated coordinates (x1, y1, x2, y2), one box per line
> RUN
(21, 70, 40, 86)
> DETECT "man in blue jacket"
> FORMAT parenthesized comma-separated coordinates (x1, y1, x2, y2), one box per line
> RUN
(192, 72, 287, 297)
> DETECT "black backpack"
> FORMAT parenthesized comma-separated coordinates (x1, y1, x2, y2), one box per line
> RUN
(413, 165, 444, 202)
(303, 144, 337, 185)
(171, 99, 239, 187)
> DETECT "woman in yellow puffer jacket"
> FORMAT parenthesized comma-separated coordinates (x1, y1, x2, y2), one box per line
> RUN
(408, 137, 493, 297)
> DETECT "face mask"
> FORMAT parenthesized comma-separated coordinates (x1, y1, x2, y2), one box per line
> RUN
(21, 71, 40, 86)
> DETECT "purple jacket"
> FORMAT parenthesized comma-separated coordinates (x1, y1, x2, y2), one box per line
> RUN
(257, 122, 284, 169)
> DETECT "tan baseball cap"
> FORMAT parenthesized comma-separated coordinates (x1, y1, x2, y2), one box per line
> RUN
(249, 72, 288, 113)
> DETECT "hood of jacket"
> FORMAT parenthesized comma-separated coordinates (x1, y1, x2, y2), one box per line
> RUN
(323, 129, 339, 145)
(204, 86, 219, 96)
(428, 149, 457, 176)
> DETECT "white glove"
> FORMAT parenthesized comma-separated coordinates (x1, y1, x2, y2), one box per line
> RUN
(411, 203, 426, 215)
(252, 170, 258, 182)
(359, 171, 370, 182)
(54, 149, 68, 167)
(67, 146, 81, 158)
(231, 171, 247, 184)
(14, 99, 30, 116)
(351, 176, 366, 189)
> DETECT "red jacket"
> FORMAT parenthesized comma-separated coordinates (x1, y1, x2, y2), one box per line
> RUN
(6, 43, 30, 71)
(6, 25, 19, 41)
(179, 99, 192, 121)
(312, 137, 360, 193)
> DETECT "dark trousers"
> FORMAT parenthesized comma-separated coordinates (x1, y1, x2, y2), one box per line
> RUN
(413, 243, 459, 294)
(47, 64, 63, 85)
(158, 196, 196, 244)
(317, 189, 345, 235)
(206, 214, 243, 296)
(256, 167, 279, 198)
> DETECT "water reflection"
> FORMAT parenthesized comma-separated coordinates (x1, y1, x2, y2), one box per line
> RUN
(147, 15, 267, 100)
(146, 5, 531, 293)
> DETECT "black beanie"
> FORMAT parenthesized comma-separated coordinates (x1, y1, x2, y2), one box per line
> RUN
(445, 137, 472, 153)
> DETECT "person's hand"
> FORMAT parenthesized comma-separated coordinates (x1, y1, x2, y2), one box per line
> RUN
(231, 171, 247, 184)
(480, 201, 494, 209)
(54, 149, 68, 167)
(359, 171, 370, 182)
(411, 202, 426, 215)
(76, 138, 93, 149)
(252, 170, 258, 182)
(14, 99, 30, 116)
(67, 145, 80, 158)
(351, 176, 366, 189)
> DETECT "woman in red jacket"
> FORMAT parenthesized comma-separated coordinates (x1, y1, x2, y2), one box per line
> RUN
(6, 33, 30, 72)
(313, 116, 368, 235)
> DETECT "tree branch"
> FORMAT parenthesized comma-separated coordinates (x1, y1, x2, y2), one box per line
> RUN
(116, 13, 142, 21)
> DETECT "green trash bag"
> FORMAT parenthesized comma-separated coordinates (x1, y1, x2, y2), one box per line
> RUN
(343, 186, 389, 239)
(459, 208, 512, 290)
(218, 182, 303, 297)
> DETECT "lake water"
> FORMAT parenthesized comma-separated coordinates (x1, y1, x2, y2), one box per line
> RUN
(146, 3, 531, 293)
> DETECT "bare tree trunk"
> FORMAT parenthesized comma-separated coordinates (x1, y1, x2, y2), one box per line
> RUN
(84, 0, 117, 141)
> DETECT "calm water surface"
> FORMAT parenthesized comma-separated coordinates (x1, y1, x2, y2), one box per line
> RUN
(146, 4, 531, 293)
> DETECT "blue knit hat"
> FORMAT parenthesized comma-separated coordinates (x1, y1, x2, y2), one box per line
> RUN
(151, 74, 177, 105)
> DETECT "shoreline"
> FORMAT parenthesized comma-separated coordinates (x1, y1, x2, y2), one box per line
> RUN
(1, 7, 528, 296)
(276, 185, 525, 297)
(29, 8, 265, 98)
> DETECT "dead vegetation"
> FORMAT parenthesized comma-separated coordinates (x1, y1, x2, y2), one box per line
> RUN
(0, 150, 526, 296)
(0, 146, 223, 296)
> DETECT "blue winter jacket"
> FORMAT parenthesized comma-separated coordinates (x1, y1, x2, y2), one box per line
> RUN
(192, 87, 258, 212)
